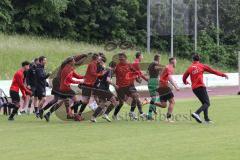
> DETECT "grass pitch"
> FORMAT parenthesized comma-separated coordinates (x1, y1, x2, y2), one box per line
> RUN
(0, 96, 239, 160)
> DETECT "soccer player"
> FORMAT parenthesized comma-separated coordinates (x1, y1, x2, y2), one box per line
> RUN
(112, 53, 145, 120)
(43, 56, 84, 122)
(150, 57, 180, 122)
(147, 54, 163, 120)
(77, 53, 105, 119)
(129, 52, 149, 120)
(90, 61, 118, 122)
(25, 58, 39, 114)
(182, 54, 228, 124)
(8, 61, 32, 121)
(35, 56, 50, 118)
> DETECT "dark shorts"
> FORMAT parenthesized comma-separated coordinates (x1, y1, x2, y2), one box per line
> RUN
(116, 85, 137, 101)
(79, 84, 93, 98)
(34, 89, 46, 100)
(53, 90, 75, 99)
(158, 86, 174, 102)
(30, 87, 37, 97)
(10, 90, 20, 103)
(93, 89, 114, 101)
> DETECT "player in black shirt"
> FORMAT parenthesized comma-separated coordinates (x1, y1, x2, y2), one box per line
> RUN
(90, 61, 118, 122)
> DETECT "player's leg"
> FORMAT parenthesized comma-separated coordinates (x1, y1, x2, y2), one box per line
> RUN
(71, 95, 82, 115)
(91, 99, 106, 122)
(78, 85, 91, 117)
(129, 99, 138, 120)
(44, 100, 64, 122)
(130, 91, 146, 119)
(192, 87, 210, 123)
(166, 97, 175, 122)
(8, 91, 21, 120)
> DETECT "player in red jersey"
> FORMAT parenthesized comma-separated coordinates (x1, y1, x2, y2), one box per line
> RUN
(150, 57, 180, 122)
(77, 53, 105, 118)
(129, 52, 149, 120)
(112, 53, 145, 120)
(43, 56, 84, 122)
(8, 61, 32, 121)
(183, 54, 228, 124)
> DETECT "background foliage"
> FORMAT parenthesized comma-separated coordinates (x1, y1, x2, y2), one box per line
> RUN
(0, 0, 239, 68)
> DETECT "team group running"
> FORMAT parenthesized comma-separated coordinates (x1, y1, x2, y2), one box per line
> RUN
(5, 52, 228, 124)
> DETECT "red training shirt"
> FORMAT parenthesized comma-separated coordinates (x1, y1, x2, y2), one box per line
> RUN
(84, 60, 103, 86)
(159, 64, 174, 87)
(10, 68, 31, 96)
(60, 64, 83, 92)
(182, 61, 226, 90)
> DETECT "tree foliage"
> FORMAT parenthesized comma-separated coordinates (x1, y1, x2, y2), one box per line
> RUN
(0, 0, 239, 68)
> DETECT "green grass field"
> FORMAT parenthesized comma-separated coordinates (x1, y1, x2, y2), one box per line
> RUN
(0, 96, 239, 160)
(0, 33, 236, 79)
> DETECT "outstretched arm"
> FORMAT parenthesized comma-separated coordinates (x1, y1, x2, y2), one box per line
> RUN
(204, 65, 228, 78)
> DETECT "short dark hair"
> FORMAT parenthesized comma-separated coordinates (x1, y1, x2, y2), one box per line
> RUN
(22, 61, 30, 67)
(39, 56, 46, 63)
(169, 57, 175, 63)
(118, 53, 127, 59)
(192, 54, 200, 61)
(154, 55, 160, 61)
(109, 61, 117, 68)
(92, 53, 99, 60)
(135, 51, 142, 59)
(34, 58, 39, 63)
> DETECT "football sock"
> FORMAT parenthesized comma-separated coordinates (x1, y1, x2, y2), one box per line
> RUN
(93, 107, 103, 118)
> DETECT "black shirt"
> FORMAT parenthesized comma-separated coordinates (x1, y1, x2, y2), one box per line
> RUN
(36, 64, 50, 91)
(96, 69, 113, 91)
(148, 62, 160, 78)
(26, 63, 38, 87)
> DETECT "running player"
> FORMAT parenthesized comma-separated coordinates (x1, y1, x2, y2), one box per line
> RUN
(90, 61, 118, 122)
(25, 58, 39, 114)
(129, 52, 149, 120)
(8, 61, 32, 121)
(77, 53, 105, 119)
(182, 54, 228, 124)
(112, 53, 145, 120)
(147, 54, 163, 120)
(150, 57, 180, 122)
(35, 56, 50, 118)
(43, 56, 84, 122)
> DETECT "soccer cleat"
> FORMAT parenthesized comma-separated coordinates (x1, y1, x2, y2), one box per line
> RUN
(74, 114, 84, 121)
(39, 109, 44, 119)
(90, 117, 97, 123)
(102, 114, 111, 122)
(140, 113, 147, 120)
(44, 113, 50, 122)
(8, 117, 14, 121)
(129, 112, 138, 121)
(191, 113, 202, 123)
(166, 118, 175, 123)
(204, 120, 214, 124)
